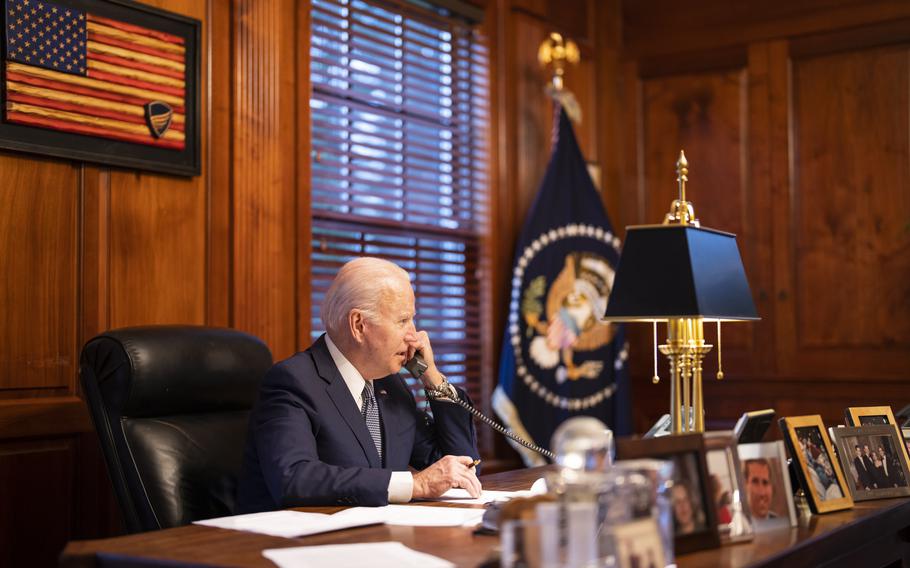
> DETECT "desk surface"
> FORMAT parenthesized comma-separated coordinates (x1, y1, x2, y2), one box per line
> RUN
(62, 467, 910, 568)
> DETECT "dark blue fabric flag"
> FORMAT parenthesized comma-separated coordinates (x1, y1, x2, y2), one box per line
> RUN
(493, 107, 630, 466)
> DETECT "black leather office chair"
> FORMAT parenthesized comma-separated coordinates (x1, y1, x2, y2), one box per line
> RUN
(80, 325, 272, 533)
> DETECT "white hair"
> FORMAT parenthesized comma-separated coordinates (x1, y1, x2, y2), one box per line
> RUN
(321, 257, 411, 336)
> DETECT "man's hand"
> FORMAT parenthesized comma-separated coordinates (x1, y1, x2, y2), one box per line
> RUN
(405, 330, 445, 389)
(412, 455, 482, 499)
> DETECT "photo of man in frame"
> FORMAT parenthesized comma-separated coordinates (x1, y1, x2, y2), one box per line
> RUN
(737, 441, 798, 529)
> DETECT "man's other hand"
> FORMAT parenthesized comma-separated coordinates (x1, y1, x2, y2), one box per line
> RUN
(412, 455, 482, 499)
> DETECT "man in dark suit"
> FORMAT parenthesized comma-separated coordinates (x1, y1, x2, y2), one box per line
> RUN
(878, 445, 906, 488)
(853, 445, 872, 490)
(236, 257, 482, 512)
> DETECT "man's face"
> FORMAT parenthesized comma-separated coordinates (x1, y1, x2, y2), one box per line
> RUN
(878, 447, 886, 458)
(855, 447, 863, 459)
(864, 445, 871, 456)
(359, 278, 417, 380)
(745, 462, 773, 519)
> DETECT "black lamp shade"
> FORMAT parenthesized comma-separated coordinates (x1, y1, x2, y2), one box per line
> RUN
(603, 225, 759, 321)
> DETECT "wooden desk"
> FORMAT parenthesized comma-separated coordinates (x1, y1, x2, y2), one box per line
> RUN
(62, 467, 910, 568)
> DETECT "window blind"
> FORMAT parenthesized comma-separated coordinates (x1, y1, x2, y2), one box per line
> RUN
(310, 0, 489, 405)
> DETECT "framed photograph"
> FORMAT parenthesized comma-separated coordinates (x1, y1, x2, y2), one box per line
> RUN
(1, 0, 200, 175)
(779, 415, 853, 514)
(830, 425, 910, 501)
(703, 432, 753, 543)
(845, 405, 894, 427)
(612, 518, 667, 568)
(903, 428, 910, 459)
(845, 406, 910, 468)
(616, 434, 720, 554)
(737, 441, 798, 530)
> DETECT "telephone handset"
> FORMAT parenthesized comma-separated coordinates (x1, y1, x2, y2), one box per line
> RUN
(404, 351, 556, 461)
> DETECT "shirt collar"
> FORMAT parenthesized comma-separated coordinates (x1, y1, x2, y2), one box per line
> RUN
(325, 333, 368, 409)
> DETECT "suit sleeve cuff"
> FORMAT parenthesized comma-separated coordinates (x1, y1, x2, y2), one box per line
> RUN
(388, 470, 414, 503)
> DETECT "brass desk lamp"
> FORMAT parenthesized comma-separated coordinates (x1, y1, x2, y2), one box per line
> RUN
(603, 151, 759, 433)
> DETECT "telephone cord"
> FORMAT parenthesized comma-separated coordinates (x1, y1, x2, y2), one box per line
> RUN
(444, 394, 556, 461)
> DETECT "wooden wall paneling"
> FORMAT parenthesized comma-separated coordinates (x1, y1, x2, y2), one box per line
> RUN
(232, 0, 298, 360)
(510, 0, 593, 45)
(744, 41, 780, 379)
(513, 11, 555, 225)
(80, 166, 111, 346)
(622, 0, 910, 59)
(562, 54, 597, 161)
(0, 439, 74, 568)
(593, 0, 627, 232)
(297, 2, 313, 351)
(207, 0, 233, 329)
(783, 30, 910, 379)
(71, 432, 122, 540)
(107, 172, 206, 328)
(0, 156, 79, 393)
(476, 0, 501, 459)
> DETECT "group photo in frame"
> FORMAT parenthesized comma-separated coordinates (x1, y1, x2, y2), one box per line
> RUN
(779, 415, 853, 514)
(830, 424, 910, 501)
(703, 432, 753, 543)
(845, 405, 910, 468)
(1, 0, 200, 175)
(616, 434, 720, 554)
(736, 441, 798, 531)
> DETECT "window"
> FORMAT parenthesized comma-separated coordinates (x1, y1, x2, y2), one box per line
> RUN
(309, 0, 488, 405)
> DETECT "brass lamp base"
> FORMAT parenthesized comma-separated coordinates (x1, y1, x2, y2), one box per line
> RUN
(659, 318, 713, 434)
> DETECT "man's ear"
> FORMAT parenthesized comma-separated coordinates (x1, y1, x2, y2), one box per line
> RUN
(349, 309, 366, 344)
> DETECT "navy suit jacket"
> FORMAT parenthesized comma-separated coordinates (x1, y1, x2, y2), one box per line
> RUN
(235, 335, 479, 512)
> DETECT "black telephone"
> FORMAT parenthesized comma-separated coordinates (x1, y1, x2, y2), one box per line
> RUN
(404, 351, 555, 461)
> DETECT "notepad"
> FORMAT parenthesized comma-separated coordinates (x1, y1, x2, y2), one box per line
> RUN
(194, 508, 386, 538)
(421, 477, 548, 505)
(263, 542, 455, 568)
(379, 504, 485, 526)
(423, 488, 534, 505)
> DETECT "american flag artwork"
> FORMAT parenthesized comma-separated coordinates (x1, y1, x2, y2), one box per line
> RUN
(4, 0, 185, 149)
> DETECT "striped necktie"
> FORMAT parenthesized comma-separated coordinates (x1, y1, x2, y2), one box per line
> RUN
(361, 381, 382, 463)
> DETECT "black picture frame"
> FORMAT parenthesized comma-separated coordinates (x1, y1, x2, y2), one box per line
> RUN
(616, 433, 721, 554)
(1, 0, 200, 176)
(830, 424, 910, 501)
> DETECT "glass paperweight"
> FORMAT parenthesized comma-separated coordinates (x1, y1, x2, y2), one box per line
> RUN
(550, 416, 614, 472)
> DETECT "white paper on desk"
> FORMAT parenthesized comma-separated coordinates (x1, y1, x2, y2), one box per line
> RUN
(263, 542, 454, 568)
(423, 488, 534, 505)
(194, 508, 385, 538)
(377, 504, 485, 527)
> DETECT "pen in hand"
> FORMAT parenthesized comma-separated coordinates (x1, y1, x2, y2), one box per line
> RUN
(469, 458, 482, 469)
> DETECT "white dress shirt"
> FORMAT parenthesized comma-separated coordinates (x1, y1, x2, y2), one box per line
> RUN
(325, 334, 414, 503)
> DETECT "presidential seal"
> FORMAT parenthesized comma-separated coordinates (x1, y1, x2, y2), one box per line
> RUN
(507, 223, 628, 411)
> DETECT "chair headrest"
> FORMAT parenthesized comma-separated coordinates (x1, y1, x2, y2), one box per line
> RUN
(81, 325, 272, 417)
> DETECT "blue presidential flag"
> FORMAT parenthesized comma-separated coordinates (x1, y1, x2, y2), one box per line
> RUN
(493, 107, 629, 466)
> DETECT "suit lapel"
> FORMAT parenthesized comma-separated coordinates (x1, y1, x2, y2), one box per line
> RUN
(374, 377, 399, 468)
(311, 335, 381, 468)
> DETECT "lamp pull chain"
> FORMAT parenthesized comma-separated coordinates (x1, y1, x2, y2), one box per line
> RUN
(716, 321, 724, 380)
(652, 321, 660, 384)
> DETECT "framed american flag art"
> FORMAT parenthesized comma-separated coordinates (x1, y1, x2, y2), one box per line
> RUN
(2, 0, 199, 175)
